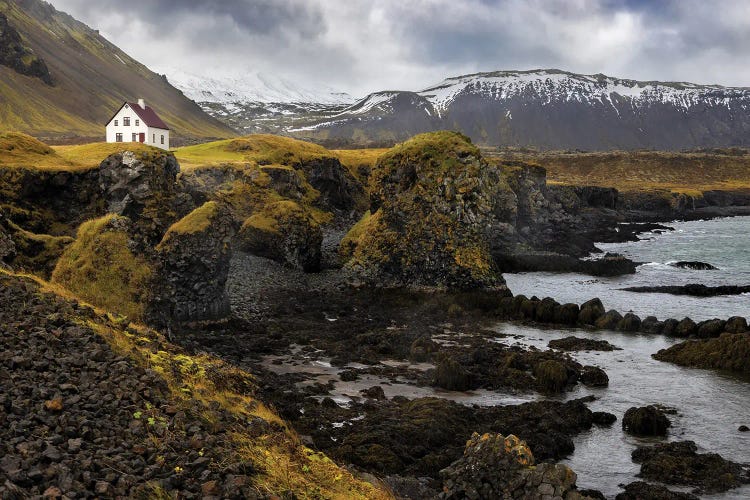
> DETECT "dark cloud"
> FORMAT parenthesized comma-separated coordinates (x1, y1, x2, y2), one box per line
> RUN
(49, 0, 750, 96)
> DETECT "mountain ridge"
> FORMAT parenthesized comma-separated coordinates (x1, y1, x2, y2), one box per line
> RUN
(174, 67, 750, 150)
(0, 0, 235, 143)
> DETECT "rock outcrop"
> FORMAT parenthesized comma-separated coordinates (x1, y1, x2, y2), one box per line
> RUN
(236, 200, 322, 271)
(0, 12, 53, 85)
(439, 432, 594, 499)
(654, 333, 750, 375)
(632, 441, 750, 494)
(344, 132, 510, 289)
(98, 150, 185, 243)
(622, 405, 671, 436)
(149, 201, 236, 325)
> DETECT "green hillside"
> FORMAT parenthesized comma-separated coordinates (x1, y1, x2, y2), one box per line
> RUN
(0, 0, 235, 144)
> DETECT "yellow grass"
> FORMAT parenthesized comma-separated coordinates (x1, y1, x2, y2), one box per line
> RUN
(332, 148, 389, 181)
(158, 201, 219, 248)
(174, 134, 335, 171)
(490, 150, 750, 194)
(51, 214, 152, 321)
(53, 141, 165, 169)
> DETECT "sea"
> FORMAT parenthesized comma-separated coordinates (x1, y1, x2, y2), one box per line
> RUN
(504, 216, 750, 321)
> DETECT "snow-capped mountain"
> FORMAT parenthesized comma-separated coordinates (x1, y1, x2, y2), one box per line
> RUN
(167, 68, 353, 106)
(291, 69, 750, 150)
(171, 67, 750, 149)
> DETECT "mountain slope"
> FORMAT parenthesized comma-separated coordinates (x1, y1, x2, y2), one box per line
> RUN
(0, 0, 235, 143)
(288, 69, 750, 150)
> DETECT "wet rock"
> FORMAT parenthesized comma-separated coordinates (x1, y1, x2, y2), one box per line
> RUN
(696, 319, 726, 338)
(669, 261, 718, 270)
(725, 316, 749, 333)
(339, 370, 359, 382)
(616, 481, 699, 500)
(554, 303, 580, 325)
(578, 298, 605, 325)
(622, 405, 671, 436)
(439, 432, 591, 500)
(518, 297, 538, 320)
(409, 336, 439, 362)
(674, 318, 698, 337)
(549, 336, 619, 352)
(586, 253, 637, 276)
(653, 333, 750, 375)
(533, 359, 571, 393)
(617, 313, 642, 332)
(580, 366, 609, 387)
(641, 316, 664, 334)
(622, 283, 750, 296)
(631, 440, 750, 494)
(433, 357, 471, 391)
(592, 412, 617, 426)
(738, 425, 749, 432)
(595, 309, 623, 330)
(534, 297, 558, 323)
(361, 385, 386, 400)
(661, 318, 679, 336)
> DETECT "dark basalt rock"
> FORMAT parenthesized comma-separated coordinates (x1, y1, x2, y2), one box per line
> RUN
(622, 283, 750, 296)
(674, 317, 698, 337)
(653, 333, 750, 375)
(578, 298, 605, 325)
(617, 312, 642, 332)
(696, 318, 727, 338)
(641, 316, 664, 334)
(533, 359, 572, 393)
(669, 261, 718, 270)
(439, 433, 593, 500)
(148, 202, 236, 326)
(631, 441, 750, 494)
(725, 316, 749, 333)
(622, 405, 671, 436)
(585, 253, 637, 276)
(595, 309, 623, 330)
(739, 425, 749, 432)
(661, 318, 679, 336)
(433, 356, 472, 391)
(98, 150, 184, 244)
(548, 336, 619, 352)
(592, 412, 617, 426)
(554, 302, 580, 325)
(580, 365, 609, 387)
(616, 481, 699, 500)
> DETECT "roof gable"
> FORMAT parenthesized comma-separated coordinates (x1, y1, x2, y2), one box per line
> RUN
(106, 102, 170, 130)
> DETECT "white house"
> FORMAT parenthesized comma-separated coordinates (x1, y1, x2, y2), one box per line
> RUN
(105, 99, 170, 150)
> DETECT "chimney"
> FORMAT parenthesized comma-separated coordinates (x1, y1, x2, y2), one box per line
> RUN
(137, 98, 145, 108)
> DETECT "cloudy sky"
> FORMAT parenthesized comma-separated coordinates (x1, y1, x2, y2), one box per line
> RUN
(50, 0, 750, 96)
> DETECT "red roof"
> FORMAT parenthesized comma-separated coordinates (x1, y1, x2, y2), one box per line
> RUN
(126, 102, 170, 130)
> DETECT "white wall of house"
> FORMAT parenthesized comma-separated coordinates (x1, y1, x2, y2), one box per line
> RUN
(105, 102, 170, 150)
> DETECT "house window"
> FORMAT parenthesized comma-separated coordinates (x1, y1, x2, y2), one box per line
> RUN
(152, 134, 155, 143)
(115, 133, 123, 142)
(123, 117, 130, 126)
(135, 119, 139, 126)
(132, 133, 137, 142)
(160, 135, 164, 145)
(114, 119, 118, 126)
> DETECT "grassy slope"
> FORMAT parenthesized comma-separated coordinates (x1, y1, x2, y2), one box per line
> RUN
(1, 269, 390, 499)
(174, 134, 338, 171)
(0, 0, 234, 142)
(489, 149, 750, 194)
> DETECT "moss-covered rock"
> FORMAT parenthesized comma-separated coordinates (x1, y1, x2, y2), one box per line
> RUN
(595, 309, 623, 330)
(653, 333, 750, 375)
(433, 356, 471, 391)
(236, 200, 322, 271)
(578, 298, 605, 325)
(344, 132, 510, 289)
(51, 214, 152, 320)
(151, 201, 236, 325)
(622, 405, 671, 436)
(533, 359, 571, 393)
